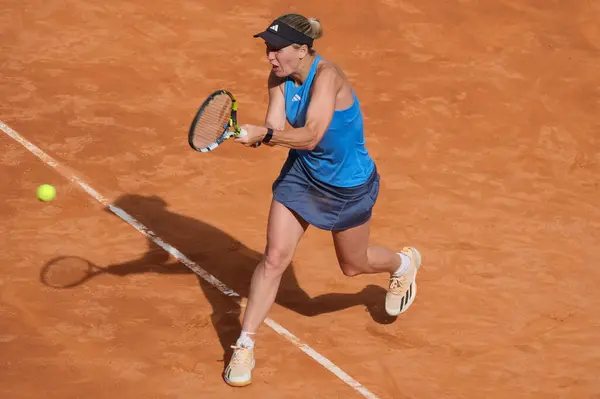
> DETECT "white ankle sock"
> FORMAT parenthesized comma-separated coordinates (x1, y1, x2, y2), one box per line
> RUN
(236, 331, 255, 349)
(393, 252, 411, 276)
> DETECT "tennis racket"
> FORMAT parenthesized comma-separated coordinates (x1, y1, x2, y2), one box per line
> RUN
(188, 89, 260, 152)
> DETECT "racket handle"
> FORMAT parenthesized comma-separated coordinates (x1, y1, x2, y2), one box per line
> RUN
(239, 128, 261, 148)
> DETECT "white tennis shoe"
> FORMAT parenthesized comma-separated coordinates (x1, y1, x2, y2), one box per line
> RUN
(385, 247, 422, 316)
(223, 344, 255, 387)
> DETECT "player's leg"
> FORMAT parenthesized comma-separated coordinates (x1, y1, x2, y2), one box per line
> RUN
(332, 220, 399, 276)
(242, 200, 308, 333)
(224, 198, 308, 387)
(331, 220, 422, 316)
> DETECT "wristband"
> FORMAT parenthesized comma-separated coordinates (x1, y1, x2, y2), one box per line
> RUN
(262, 128, 274, 144)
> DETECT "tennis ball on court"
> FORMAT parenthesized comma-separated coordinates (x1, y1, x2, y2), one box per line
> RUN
(37, 184, 56, 202)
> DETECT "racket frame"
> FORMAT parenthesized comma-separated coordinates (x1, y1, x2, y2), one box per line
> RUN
(188, 89, 257, 152)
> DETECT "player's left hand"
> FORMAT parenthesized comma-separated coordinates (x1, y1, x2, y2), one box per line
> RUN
(235, 124, 266, 146)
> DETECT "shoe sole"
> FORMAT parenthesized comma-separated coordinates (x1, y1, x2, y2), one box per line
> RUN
(385, 247, 422, 316)
(224, 379, 252, 388)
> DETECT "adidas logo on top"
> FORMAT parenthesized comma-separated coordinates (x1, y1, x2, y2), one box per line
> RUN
(292, 94, 301, 102)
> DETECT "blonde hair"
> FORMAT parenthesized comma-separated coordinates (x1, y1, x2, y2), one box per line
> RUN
(277, 13, 323, 53)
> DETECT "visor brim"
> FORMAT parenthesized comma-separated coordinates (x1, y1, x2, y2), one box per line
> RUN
(253, 30, 294, 48)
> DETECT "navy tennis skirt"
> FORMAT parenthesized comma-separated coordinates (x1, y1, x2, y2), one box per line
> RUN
(272, 152, 380, 231)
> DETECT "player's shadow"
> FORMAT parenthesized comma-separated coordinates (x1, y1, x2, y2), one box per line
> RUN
(41, 194, 395, 364)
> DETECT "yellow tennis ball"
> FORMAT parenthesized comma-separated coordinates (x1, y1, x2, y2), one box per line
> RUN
(37, 184, 56, 202)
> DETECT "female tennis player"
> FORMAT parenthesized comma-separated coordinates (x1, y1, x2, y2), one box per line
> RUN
(224, 13, 423, 387)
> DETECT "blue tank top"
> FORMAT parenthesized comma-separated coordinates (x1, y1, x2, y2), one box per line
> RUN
(284, 55, 375, 188)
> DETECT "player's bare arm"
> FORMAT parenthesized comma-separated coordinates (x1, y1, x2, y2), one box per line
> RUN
(262, 71, 287, 146)
(268, 66, 340, 150)
(237, 66, 341, 149)
(265, 71, 286, 129)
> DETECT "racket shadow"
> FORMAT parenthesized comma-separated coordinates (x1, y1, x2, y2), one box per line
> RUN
(39, 253, 191, 289)
(42, 194, 394, 366)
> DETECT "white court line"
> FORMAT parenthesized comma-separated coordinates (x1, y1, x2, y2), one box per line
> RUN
(1, 120, 379, 399)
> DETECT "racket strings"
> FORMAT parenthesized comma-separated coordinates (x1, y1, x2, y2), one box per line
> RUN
(192, 94, 233, 149)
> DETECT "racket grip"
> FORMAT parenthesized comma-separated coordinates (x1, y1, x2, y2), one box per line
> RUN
(239, 128, 261, 148)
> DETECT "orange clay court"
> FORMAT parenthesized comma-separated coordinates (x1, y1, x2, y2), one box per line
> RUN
(2, 0, 600, 398)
